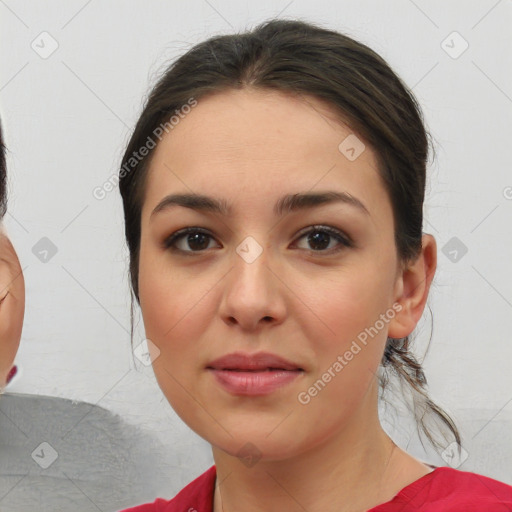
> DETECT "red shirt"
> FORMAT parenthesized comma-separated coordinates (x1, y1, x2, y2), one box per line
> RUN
(120, 464, 512, 511)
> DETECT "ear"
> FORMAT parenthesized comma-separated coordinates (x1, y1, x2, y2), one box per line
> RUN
(0, 233, 25, 387)
(387, 234, 437, 339)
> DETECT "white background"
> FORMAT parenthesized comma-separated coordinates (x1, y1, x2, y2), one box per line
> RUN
(1, 0, 511, 487)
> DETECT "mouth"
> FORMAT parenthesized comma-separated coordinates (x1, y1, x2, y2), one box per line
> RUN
(211, 368, 303, 372)
(206, 351, 304, 372)
(206, 368, 304, 396)
(206, 351, 305, 396)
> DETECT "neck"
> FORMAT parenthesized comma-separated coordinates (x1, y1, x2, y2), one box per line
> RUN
(212, 383, 420, 512)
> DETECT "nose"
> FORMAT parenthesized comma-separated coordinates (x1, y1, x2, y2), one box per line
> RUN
(218, 236, 286, 332)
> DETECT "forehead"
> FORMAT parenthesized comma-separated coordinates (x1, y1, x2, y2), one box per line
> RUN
(141, 88, 390, 223)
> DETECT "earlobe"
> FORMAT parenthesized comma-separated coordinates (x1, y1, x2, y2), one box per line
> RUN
(388, 234, 437, 339)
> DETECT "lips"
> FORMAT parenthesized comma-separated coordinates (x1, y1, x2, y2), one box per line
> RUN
(206, 351, 304, 372)
(206, 352, 304, 396)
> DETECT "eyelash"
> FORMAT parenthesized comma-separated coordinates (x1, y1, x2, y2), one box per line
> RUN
(162, 225, 353, 256)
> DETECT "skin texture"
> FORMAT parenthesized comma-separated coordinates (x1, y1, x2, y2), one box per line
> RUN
(138, 88, 437, 512)
(0, 228, 25, 389)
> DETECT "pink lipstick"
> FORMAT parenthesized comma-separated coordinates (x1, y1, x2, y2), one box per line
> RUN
(206, 352, 304, 396)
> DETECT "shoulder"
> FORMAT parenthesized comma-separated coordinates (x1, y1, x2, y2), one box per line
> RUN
(384, 466, 512, 511)
(118, 465, 216, 512)
(0, 393, 178, 510)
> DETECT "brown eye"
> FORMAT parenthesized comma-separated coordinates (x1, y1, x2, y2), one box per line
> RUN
(294, 226, 352, 254)
(163, 228, 219, 254)
(162, 225, 352, 256)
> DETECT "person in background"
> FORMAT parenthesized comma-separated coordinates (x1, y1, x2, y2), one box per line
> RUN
(0, 118, 24, 394)
(0, 117, 180, 512)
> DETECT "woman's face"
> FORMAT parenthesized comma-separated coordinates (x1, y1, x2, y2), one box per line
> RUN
(0, 230, 25, 387)
(137, 88, 425, 460)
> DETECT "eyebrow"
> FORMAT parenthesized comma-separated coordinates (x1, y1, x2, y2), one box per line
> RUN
(150, 191, 370, 219)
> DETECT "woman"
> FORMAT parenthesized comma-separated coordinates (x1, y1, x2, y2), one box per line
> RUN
(0, 120, 24, 394)
(118, 19, 512, 511)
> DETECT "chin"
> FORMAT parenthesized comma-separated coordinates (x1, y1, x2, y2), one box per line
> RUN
(205, 423, 308, 463)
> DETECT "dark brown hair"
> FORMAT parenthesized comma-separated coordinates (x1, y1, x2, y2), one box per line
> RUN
(0, 119, 7, 220)
(119, 18, 461, 453)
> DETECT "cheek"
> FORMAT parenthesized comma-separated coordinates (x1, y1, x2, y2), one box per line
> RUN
(137, 249, 215, 367)
(293, 263, 394, 410)
(139, 268, 195, 347)
(291, 274, 390, 424)
(138, 257, 209, 421)
(297, 263, 394, 348)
